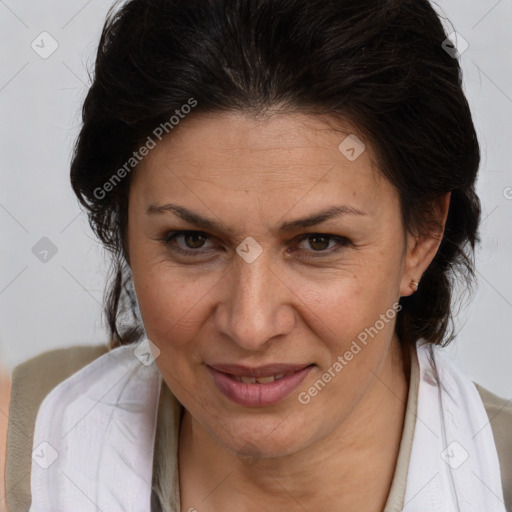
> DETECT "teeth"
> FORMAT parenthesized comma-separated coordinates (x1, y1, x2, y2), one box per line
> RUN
(234, 373, 288, 384)
(255, 376, 275, 384)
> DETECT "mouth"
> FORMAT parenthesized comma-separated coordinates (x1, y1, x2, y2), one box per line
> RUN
(206, 363, 314, 407)
(230, 374, 288, 384)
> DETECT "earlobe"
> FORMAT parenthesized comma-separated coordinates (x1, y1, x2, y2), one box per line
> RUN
(399, 192, 451, 297)
(409, 280, 419, 293)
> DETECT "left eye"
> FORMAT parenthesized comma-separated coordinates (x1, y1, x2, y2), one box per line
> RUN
(290, 233, 352, 258)
(297, 234, 338, 252)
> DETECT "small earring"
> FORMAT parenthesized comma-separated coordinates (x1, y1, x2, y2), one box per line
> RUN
(409, 280, 419, 293)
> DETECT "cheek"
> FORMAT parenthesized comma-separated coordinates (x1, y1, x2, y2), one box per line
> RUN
(131, 261, 217, 352)
(296, 276, 364, 331)
(132, 257, 399, 336)
(287, 251, 399, 331)
(298, 275, 397, 361)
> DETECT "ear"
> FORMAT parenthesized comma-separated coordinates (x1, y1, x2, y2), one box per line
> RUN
(399, 192, 451, 297)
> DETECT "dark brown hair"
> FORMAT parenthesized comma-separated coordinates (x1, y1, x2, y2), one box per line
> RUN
(70, 0, 481, 350)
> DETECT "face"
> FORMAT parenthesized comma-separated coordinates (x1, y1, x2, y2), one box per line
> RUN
(127, 111, 418, 458)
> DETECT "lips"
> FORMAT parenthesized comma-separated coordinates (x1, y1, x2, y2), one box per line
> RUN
(207, 363, 313, 407)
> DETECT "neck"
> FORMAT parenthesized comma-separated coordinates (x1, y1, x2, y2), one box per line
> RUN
(178, 338, 410, 512)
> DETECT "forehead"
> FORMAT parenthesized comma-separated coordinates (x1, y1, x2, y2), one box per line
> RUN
(130, 111, 394, 214)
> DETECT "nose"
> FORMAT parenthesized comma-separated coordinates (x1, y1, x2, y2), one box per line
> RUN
(213, 248, 296, 351)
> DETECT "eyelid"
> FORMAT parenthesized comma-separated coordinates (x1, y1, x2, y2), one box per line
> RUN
(160, 230, 352, 257)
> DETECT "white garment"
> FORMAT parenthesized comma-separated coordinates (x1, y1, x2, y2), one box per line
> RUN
(403, 342, 506, 511)
(29, 340, 506, 511)
(29, 340, 162, 512)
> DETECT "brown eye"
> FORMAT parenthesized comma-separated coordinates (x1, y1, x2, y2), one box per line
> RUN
(162, 231, 214, 254)
(307, 235, 331, 251)
(293, 233, 352, 259)
(182, 232, 207, 249)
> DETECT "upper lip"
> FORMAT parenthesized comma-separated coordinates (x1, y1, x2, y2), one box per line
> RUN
(207, 363, 312, 378)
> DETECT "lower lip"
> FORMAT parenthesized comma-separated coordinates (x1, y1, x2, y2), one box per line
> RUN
(207, 365, 313, 407)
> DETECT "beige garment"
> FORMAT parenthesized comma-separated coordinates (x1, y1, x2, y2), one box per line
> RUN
(0, 366, 11, 512)
(4, 343, 512, 512)
(4, 345, 108, 511)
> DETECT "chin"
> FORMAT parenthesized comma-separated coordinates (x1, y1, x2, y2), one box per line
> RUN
(203, 409, 317, 460)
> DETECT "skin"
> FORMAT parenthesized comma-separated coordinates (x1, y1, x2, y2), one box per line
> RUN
(127, 111, 450, 511)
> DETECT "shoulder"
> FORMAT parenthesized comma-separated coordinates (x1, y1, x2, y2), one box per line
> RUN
(9, 344, 109, 425)
(474, 382, 512, 510)
(5, 344, 108, 512)
(12, 343, 108, 382)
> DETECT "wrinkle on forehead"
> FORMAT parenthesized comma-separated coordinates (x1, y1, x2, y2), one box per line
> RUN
(134, 111, 383, 187)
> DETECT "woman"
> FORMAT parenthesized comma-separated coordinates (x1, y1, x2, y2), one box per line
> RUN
(4, 0, 511, 511)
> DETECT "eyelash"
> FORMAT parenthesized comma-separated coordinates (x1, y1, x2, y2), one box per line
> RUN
(160, 230, 352, 259)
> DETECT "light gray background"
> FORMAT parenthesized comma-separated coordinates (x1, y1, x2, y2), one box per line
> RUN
(1, 1, 511, 397)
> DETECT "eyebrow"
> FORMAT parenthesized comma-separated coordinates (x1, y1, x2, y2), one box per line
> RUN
(146, 202, 368, 235)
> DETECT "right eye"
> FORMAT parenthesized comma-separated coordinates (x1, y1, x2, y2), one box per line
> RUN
(161, 230, 216, 255)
